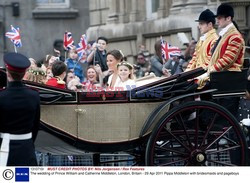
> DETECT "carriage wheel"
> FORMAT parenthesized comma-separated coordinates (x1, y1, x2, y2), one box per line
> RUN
(145, 101, 248, 166)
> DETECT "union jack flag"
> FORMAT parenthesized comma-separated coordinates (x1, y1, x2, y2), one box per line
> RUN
(5, 25, 22, 47)
(160, 37, 181, 60)
(76, 34, 87, 61)
(63, 31, 74, 50)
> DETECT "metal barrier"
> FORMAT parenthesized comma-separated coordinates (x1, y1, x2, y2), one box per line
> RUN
(35, 151, 134, 166)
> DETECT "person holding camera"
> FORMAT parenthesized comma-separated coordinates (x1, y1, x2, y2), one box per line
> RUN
(163, 53, 185, 75)
(87, 36, 109, 72)
(134, 53, 150, 78)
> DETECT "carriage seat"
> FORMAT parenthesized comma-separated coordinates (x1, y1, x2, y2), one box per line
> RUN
(210, 69, 248, 98)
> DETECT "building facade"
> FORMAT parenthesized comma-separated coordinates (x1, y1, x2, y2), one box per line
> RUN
(0, 0, 249, 66)
(0, 0, 89, 66)
(86, 0, 250, 63)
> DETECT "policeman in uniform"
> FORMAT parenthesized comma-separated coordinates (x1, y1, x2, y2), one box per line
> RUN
(0, 52, 40, 166)
(186, 9, 218, 71)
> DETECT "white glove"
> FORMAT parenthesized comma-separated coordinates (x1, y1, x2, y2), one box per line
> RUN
(196, 72, 208, 80)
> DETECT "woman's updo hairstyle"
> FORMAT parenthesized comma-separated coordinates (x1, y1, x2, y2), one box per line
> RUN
(107, 49, 124, 62)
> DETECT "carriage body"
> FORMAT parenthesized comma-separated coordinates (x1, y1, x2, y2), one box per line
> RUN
(40, 97, 162, 146)
(0, 68, 249, 165)
(36, 68, 203, 150)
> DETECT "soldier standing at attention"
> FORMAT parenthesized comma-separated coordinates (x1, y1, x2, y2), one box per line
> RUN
(186, 9, 218, 71)
(0, 52, 40, 166)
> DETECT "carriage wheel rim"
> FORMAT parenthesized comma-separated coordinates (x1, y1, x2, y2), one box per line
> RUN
(145, 101, 248, 166)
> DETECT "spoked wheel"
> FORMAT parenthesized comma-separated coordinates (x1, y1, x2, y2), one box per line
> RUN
(145, 101, 248, 166)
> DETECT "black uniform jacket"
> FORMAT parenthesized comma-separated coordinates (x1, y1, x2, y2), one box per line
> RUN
(0, 81, 40, 166)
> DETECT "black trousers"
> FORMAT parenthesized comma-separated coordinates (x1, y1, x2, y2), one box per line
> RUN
(0, 138, 37, 166)
(214, 97, 240, 120)
(214, 97, 241, 165)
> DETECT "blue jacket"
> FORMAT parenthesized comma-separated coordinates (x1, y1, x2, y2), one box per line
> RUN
(66, 58, 84, 82)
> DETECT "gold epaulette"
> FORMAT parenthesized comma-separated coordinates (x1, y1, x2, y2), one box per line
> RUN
(55, 76, 65, 85)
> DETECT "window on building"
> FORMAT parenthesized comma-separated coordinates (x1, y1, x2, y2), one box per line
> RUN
(33, 0, 78, 18)
(146, 0, 160, 19)
(36, 0, 70, 8)
(152, 0, 160, 13)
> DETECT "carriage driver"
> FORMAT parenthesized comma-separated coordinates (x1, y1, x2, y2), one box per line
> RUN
(186, 9, 218, 72)
(0, 52, 40, 166)
(196, 3, 245, 87)
(196, 4, 245, 118)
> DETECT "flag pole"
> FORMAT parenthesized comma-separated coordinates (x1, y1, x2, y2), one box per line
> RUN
(93, 49, 96, 66)
(14, 45, 17, 53)
(64, 30, 67, 61)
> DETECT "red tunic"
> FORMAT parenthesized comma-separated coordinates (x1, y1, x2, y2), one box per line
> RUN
(209, 25, 245, 72)
(46, 77, 66, 89)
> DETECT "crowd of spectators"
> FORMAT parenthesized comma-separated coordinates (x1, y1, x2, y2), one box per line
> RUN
(23, 37, 199, 92)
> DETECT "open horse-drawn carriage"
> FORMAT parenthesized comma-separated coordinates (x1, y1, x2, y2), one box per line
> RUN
(0, 67, 249, 166)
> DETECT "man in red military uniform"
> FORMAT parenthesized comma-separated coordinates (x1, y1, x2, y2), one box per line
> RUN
(0, 52, 40, 166)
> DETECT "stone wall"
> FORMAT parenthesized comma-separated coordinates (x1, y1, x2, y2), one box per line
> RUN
(0, 0, 90, 66)
(86, 0, 250, 64)
(0, 0, 249, 67)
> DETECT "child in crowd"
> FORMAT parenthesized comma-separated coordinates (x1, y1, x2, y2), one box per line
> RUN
(114, 61, 136, 90)
(65, 48, 84, 82)
(45, 67, 53, 82)
(41, 54, 58, 71)
(65, 70, 82, 91)
(25, 68, 46, 84)
(67, 76, 82, 91)
(46, 61, 67, 89)
(87, 37, 109, 72)
(23, 58, 38, 80)
(65, 70, 75, 85)
(24, 58, 46, 84)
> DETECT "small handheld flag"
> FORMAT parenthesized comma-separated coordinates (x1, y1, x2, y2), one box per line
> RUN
(63, 31, 74, 50)
(76, 34, 87, 61)
(5, 25, 22, 52)
(160, 37, 181, 60)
